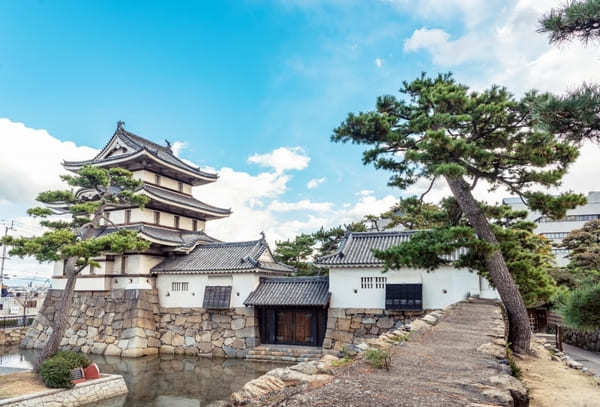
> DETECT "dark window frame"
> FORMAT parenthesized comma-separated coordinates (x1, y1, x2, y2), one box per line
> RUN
(385, 283, 423, 311)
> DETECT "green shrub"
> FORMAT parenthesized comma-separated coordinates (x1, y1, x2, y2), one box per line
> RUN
(505, 346, 522, 379)
(39, 357, 74, 389)
(364, 348, 391, 370)
(54, 350, 91, 369)
(561, 283, 600, 331)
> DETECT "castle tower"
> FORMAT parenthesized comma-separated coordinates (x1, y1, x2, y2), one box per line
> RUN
(52, 122, 231, 291)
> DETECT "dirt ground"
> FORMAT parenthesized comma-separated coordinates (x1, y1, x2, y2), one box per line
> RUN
(278, 300, 511, 407)
(518, 341, 600, 407)
(0, 371, 47, 399)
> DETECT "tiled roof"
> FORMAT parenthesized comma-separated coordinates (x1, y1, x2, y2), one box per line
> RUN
(143, 184, 231, 216)
(203, 286, 232, 309)
(63, 125, 217, 180)
(244, 276, 330, 307)
(316, 231, 464, 267)
(92, 224, 219, 248)
(152, 238, 294, 274)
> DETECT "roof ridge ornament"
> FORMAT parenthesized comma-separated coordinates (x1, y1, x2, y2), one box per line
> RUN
(116, 120, 125, 133)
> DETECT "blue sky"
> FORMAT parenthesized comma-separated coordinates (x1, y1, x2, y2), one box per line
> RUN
(1, 0, 599, 280)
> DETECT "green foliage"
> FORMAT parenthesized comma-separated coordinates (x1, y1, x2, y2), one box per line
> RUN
(39, 357, 74, 389)
(559, 220, 600, 283)
(525, 192, 587, 221)
(273, 234, 322, 276)
(332, 73, 585, 220)
(505, 346, 522, 379)
(364, 348, 391, 370)
(54, 350, 91, 369)
(379, 196, 450, 230)
(3, 166, 150, 269)
(539, 0, 600, 44)
(274, 222, 367, 276)
(561, 283, 600, 330)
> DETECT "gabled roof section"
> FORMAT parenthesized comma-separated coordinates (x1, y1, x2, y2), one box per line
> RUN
(244, 276, 330, 307)
(152, 235, 294, 274)
(62, 121, 218, 184)
(315, 230, 465, 267)
(142, 184, 231, 219)
(91, 224, 219, 249)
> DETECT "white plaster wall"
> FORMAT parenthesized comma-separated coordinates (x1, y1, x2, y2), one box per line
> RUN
(111, 276, 153, 290)
(51, 277, 111, 291)
(156, 272, 261, 308)
(124, 254, 164, 275)
(133, 170, 192, 194)
(232, 273, 261, 308)
(329, 267, 497, 310)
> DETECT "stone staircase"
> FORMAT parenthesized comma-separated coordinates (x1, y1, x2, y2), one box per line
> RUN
(246, 344, 323, 363)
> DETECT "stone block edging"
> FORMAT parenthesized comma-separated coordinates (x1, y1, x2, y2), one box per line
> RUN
(0, 327, 28, 346)
(0, 374, 128, 407)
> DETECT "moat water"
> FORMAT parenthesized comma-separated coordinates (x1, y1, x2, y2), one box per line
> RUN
(0, 346, 284, 406)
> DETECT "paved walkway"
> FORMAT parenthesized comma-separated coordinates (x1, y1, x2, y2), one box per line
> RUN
(563, 343, 600, 376)
(284, 300, 508, 407)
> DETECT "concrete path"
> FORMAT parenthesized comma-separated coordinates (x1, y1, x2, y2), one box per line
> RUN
(282, 300, 510, 407)
(563, 343, 600, 376)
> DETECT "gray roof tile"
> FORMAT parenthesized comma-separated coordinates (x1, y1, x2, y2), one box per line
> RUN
(143, 184, 231, 216)
(316, 231, 463, 266)
(92, 224, 219, 248)
(244, 276, 330, 307)
(63, 126, 217, 180)
(152, 238, 294, 274)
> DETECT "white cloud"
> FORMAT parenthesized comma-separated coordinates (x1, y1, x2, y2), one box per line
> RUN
(268, 200, 333, 212)
(307, 177, 326, 189)
(0, 119, 98, 205)
(247, 147, 311, 174)
(171, 141, 187, 157)
(402, 0, 600, 94)
(375, 58, 383, 68)
(358, 189, 374, 196)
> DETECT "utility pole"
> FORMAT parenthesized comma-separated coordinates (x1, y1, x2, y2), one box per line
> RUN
(0, 220, 15, 296)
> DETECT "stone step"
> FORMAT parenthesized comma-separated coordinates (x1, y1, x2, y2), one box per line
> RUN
(246, 354, 321, 363)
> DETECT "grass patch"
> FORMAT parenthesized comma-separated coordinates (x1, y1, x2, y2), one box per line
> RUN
(364, 348, 391, 371)
(506, 345, 522, 379)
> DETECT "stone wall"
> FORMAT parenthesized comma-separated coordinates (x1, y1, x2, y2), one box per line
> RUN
(157, 307, 257, 358)
(22, 288, 160, 358)
(21, 289, 259, 359)
(0, 374, 128, 407)
(0, 327, 28, 346)
(323, 308, 424, 353)
(563, 327, 600, 353)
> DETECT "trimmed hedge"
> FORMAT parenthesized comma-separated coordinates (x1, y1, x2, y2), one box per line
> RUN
(39, 357, 74, 389)
(38, 350, 91, 389)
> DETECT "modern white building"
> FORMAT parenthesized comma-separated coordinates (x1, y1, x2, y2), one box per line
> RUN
(503, 191, 600, 266)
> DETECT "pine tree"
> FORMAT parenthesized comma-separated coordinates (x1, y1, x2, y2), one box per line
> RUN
(2, 166, 150, 368)
(332, 73, 587, 353)
(539, 0, 600, 44)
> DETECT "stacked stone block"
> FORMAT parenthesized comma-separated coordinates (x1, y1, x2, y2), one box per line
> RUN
(21, 288, 160, 357)
(323, 308, 424, 352)
(157, 307, 258, 358)
(0, 326, 28, 346)
(564, 327, 600, 353)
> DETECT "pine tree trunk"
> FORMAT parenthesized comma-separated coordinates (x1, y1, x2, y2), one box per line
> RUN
(35, 258, 78, 370)
(445, 176, 531, 354)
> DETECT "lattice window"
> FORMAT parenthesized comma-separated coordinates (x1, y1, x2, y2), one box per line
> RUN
(361, 277, 373, 289)
(171, 282, 189, 292)
(375, 277, 387, 289)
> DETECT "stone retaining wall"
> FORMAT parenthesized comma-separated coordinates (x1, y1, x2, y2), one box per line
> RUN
(21, 289, 259, 359)
(563, 327, 600, 353)
(21, 288, 160, 357)
(0, 374, 128, 407)
(0, 327, 28, 346)
(323, 308, 424, 352)
(157, 307, 257, 358)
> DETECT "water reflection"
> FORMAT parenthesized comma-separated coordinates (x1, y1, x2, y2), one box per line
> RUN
(0, 347, 284, 406)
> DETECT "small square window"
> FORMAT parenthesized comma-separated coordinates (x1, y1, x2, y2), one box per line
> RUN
(154, 211, 160, 225)
(155, 174, 161, 185)
(178, 182, 183, 192)
(361, 277, 373, 289)
(192, 220, 198, 232)
(171, 282, 189, 291)
(174, 216, 180, 229)
(125, 209, 131, 224)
